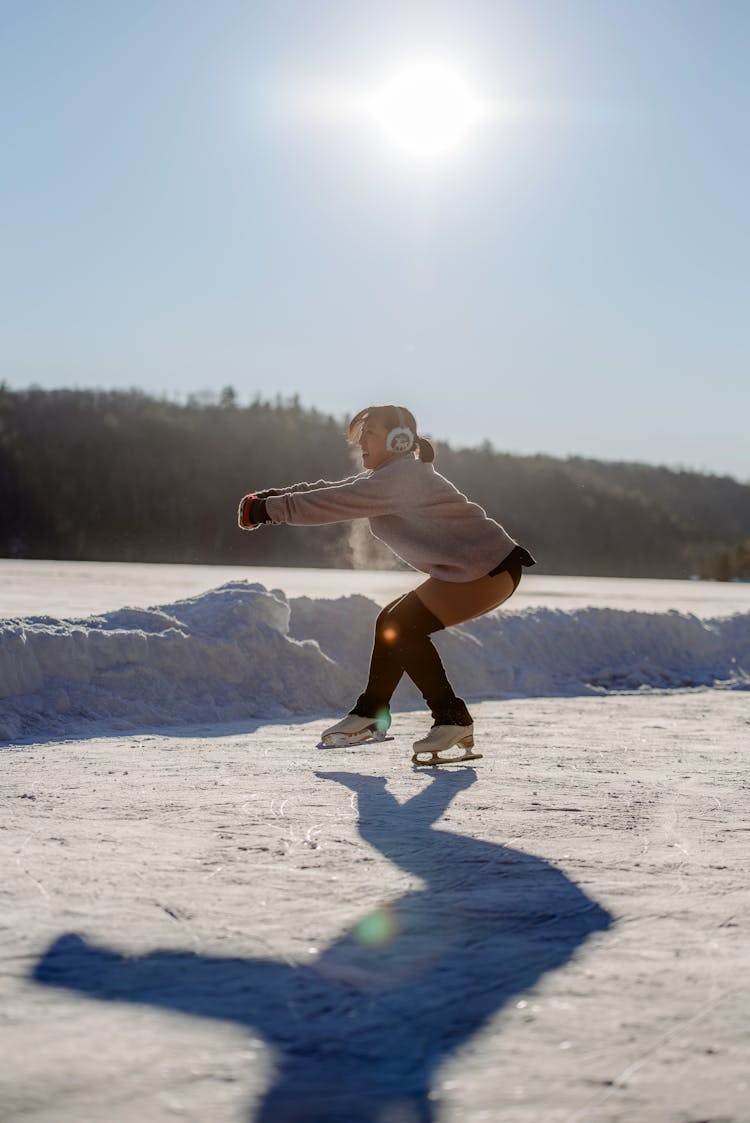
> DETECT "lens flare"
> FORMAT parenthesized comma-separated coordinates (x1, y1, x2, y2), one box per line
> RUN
(354, 907, 398, 947)
(375, 706, 392, 733)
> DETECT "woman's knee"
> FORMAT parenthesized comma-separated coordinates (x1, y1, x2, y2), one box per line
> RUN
(374, 596, 407, 645)
(382, 591, 444, 640)
(374, 593, 441, 645)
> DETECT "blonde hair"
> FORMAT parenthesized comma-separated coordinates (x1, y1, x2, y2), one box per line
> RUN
(347, 405, 436, 463)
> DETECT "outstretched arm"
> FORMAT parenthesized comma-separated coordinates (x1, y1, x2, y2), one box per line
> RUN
(257, 474, 366, 497)
(32, 933, 301, 1035)
(264, 471, 404, 526)
(238, 473, 368, 530)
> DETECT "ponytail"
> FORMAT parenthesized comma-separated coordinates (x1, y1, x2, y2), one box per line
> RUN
(416, 436, 435, 463)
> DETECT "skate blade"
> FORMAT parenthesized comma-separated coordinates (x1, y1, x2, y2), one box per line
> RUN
(411, 746, 483, 767)
(318, 731, 393, 749)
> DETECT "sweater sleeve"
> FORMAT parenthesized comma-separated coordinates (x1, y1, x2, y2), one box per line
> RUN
(264, 469, 403, 526)
(258, 473, 365, 498)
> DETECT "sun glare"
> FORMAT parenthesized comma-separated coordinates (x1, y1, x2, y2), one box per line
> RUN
(369, 63, 484, 156)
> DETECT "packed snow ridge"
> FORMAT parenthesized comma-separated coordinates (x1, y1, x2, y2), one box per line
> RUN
(1, 581, 748, 743)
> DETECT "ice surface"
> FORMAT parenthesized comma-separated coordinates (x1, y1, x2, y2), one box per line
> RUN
(3, 558, 750, 618)
(1, 580, 748, 744)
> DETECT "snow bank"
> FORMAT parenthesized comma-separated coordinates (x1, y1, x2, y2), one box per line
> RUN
(1, 581, 748, 743)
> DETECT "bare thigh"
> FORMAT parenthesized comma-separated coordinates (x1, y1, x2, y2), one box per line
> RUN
(414, 570, 517, 628)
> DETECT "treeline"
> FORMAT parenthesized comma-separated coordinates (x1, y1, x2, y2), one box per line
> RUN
(699, 538, 750, 582)
(1, 385, 749, 579)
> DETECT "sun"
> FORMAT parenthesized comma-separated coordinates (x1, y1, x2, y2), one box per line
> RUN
(369, 63, 484, 156)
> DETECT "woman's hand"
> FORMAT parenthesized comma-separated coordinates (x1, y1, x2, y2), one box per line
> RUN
(237, 494, 270, 530)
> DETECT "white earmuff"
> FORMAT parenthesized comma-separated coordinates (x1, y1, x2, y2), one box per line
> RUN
(385, 408, 415, 453)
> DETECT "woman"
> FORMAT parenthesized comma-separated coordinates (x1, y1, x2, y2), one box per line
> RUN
(238, 405, 535, 765)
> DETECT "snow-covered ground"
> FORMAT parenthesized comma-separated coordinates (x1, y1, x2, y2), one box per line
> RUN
(1, 562, 748, 1121)
(1, 563, 748, 744)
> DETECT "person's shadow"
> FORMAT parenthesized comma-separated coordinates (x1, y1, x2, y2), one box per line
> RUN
(33, 770, 611, 1122)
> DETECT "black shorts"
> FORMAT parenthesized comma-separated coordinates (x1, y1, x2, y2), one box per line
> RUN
(487, 546, 536, 591)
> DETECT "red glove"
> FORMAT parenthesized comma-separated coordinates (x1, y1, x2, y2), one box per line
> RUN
(237, 494, 269, 530)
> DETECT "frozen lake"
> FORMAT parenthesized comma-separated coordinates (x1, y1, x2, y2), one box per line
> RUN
(2, 558, 749, 619)
(2, 560, 749, 1122)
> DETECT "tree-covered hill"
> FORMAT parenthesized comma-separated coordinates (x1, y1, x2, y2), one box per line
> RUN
(1, 385, 748, 578)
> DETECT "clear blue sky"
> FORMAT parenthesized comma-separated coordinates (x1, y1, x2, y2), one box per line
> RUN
(2, 1, 748, 479)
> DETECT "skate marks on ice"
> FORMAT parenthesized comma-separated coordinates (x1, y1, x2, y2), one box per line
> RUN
(32, 770, 611, 1123)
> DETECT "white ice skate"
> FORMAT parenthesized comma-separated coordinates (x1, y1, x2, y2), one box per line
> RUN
(319, 713, 392, 749)
(411, 724, 482, 766)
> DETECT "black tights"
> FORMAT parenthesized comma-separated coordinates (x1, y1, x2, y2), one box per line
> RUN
(351, 592, 473, 728)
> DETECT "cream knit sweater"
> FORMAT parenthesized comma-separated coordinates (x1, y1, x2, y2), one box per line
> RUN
(263, 455, 518, 583)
